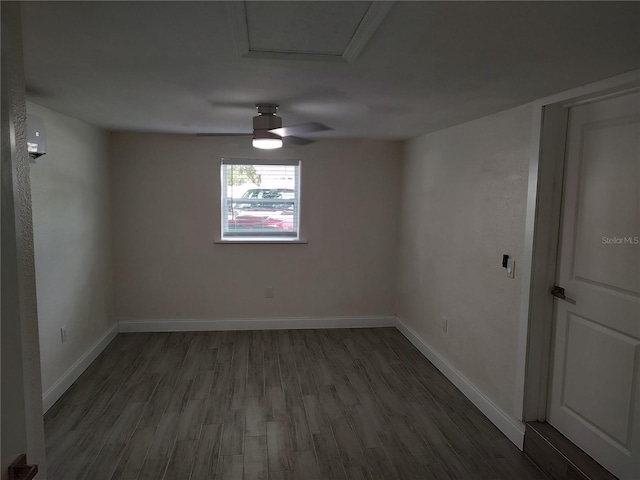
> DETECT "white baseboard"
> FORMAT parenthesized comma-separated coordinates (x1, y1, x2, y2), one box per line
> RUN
(395, 316, 526, 449)
(118, 315, 397, 333)
(42, 323, 119, 413)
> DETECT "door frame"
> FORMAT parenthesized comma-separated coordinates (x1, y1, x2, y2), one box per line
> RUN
(516, 69, 640, 423)
(1, 2, 47, 477)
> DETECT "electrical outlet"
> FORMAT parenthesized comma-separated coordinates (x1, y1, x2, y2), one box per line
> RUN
(265, 286, 274, 298)
(442, 318, 448, 333)
(60, 326, 67, 343)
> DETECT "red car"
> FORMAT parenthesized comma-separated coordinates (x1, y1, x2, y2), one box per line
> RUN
(227, 213, 294, 232)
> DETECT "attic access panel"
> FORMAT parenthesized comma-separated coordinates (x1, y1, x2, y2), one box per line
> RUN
(227, 1, 394, 63)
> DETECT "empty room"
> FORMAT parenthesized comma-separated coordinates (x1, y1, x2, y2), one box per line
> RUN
(2, 1, 639, 479)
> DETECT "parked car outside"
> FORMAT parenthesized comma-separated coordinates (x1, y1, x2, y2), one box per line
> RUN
(232, 188, 295, 212)
(227, 211, 295, 232)
(226, 188, 297, 233)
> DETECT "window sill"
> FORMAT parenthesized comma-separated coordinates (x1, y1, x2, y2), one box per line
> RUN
(215, 237, 308, 244)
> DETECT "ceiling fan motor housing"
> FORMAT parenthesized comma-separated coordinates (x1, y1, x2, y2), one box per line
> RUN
(253, 104, 282, 141)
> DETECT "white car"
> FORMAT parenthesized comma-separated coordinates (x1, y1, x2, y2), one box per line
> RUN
(232, 188, 295, 212)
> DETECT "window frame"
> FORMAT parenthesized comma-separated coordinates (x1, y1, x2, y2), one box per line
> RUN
(218, 158, 305, 243)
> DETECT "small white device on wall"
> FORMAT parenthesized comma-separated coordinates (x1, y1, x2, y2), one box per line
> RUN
(27, 114, 46, 161)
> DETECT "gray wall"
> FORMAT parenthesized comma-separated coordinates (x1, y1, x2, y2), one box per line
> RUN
(397, 104, 534, 420)
(111, 134, 401, 322)
(28, 102, 115, 396)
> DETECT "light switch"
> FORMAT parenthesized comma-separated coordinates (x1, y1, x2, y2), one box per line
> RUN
(506, 259, 515, 278)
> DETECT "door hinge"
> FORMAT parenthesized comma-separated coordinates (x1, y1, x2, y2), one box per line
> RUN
(8, 454, 38, 480)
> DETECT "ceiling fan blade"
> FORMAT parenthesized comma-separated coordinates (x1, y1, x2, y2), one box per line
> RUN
(270, 122, 331, 137)
(196, 133, 251, 137)
(283, 136, 314, 146)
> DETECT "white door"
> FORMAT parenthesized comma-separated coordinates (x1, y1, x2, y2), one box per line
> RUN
(548, 90, 640, 479)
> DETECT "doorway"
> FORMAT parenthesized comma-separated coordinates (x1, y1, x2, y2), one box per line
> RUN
(523, 86, 640, 479)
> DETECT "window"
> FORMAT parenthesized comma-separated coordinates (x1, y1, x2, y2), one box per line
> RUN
(221, 158, 301, 241)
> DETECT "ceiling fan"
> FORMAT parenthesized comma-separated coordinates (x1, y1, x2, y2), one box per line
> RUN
(199, 104, 331, 149)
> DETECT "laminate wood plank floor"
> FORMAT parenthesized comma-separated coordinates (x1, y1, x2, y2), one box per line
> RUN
(45, 328, 546, 480)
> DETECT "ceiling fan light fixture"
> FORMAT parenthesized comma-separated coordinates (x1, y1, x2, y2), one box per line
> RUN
(252, 104, 283, 149)
(252, 137, 283, 149)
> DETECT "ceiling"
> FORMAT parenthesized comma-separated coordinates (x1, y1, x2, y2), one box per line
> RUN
(21, 1, 640, 140)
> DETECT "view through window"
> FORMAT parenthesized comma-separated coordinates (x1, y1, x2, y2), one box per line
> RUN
(221, 158, 301, 240)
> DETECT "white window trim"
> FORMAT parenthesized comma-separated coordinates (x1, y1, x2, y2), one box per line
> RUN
(218, 158, 304, 243)
(214, 238, 308, 244)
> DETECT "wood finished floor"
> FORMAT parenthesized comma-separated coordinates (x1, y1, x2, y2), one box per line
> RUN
(44, 328, 546, 480)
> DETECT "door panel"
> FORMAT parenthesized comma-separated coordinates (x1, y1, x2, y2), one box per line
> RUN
(572, 114, 640, 294)
(563, 312, 638, 446)
(549, 91, 640, 480)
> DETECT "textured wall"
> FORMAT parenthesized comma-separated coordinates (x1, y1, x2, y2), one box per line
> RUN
(397, 104, 533, 419)
(0, 2, 47, 477)
(111, 134, 401, 322)
(28, 102, 115, 396)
